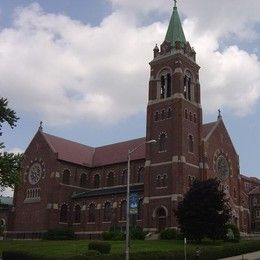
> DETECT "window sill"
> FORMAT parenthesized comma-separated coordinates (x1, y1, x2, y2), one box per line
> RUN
(156, 186, 168, 190)
(102, 221, 112, 224)
(119, 220, 126, 223)
(73, 223, 81, 225)
(87, 222, 96, 224)
(24, 198, 41, 204)
(158, 150, 167, 154)
(59, 222, 68, 225)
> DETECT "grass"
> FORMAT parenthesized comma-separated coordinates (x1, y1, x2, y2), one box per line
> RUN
(0, 239, 259, 258)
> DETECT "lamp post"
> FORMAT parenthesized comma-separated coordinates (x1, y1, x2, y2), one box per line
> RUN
(125, 139, 156, 260)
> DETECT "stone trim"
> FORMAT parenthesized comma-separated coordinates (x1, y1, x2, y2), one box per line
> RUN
(144, 194, 183, 203)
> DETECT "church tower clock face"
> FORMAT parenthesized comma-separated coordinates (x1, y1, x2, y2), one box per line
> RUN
(216, 155, 229, 181)
(28, 162, 43, 185)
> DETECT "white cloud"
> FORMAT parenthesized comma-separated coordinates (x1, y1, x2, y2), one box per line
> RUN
(0, 3, 163, 126)
(8, 147, 24, 154)
(0, 187, 13, 197)
(0, 1, 259, 127)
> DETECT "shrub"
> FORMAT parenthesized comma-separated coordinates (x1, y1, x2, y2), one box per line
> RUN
(85, 250, 101, 259)
(160, 228, 177, 240)
(43, 228, 76, 240)
(88, 241, 111, 254)
(2, 251, 85, 260)
(102, 230, 125, 241)
(2, 251, 33, 260)
(130, 226, 146, 240)
(225, 224, 240, 242)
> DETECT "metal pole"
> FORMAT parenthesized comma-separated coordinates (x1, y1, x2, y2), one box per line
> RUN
(125, 150, 130, 260)
(184, 237, 187, 260)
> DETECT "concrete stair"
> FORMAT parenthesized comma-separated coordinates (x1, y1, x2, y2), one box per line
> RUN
(145, 232, 160, 240)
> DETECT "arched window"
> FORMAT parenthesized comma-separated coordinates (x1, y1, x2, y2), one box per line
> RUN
(156, 175, 161, 187)
(193, 114, 197, 123)
(80, 173, 87, 187)
(74, 205, 81, 223)
(162, 174, 167, 187)
(161, 109, 165, 120)
(189, 112, 193, 121)
(104, 202, 112, 222)
(89, 204, 96, 222)
(107, 172, 114, 187)
(160, 72, 171, 99)
(184, 109, 188, 119)
(137, 167, 144, 183)
(155, 111, 159, 121)
(94, 174, 100, 188)
(184, 71, 192, 101)
(62, 170, 70, 185)
(167, 108, 172, 118)
(121, 170, 127, 185)
(159, 133, 167, 152)
(120, 200, 127, 220)
(60, 204, 68, 223)
(137, 199, 143, 220)
(188, 135, 194, 153)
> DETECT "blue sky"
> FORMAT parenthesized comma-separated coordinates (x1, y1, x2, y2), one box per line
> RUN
(1, 0, 260, 196)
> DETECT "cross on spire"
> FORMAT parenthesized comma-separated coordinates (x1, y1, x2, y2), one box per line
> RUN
(39, 121, 43, 132)
(174, 0, 177, 8)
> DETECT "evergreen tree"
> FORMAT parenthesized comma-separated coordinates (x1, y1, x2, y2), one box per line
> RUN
(175, 178, 231, 241)
(0, 97, 23, 189)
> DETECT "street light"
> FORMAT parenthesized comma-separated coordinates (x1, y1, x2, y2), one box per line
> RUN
(125, 139, 157, 260)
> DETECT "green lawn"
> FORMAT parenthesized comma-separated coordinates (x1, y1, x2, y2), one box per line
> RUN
(0, 239, 257, 258)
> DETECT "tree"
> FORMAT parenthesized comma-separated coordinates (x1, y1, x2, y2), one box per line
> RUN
(175, 178, 231, 241)
(0, 97, 23, 189)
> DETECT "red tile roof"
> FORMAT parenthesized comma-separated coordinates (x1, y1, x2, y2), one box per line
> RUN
(42, 122, 217, 167)
(43, 132, 145, 167)
(202, 121, 217, 139)
(43, 133, 95, 166)
(93, 137, 146, 167)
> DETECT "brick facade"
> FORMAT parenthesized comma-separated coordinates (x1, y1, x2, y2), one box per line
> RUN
(6, 5, 260, 239)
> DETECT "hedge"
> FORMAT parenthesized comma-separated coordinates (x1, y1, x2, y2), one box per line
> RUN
(3, 240, 260, 260)
(88, 241, 111, 254)
(43, 228, 76, 240)
(2, 251, 85, 260)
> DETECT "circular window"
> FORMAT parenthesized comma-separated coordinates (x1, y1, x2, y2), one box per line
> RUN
(216, 155, 229, 181)
(28, 162, 43, 185)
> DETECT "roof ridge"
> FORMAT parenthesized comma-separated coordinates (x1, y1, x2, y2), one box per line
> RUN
(96, 137, 145, 149)
(43, 132, 95, 150)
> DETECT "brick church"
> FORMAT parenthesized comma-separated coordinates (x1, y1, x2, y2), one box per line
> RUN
(5, 3, 260, 239)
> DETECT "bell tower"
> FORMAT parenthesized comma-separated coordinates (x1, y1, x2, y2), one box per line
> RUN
(143, 2, 203, 232)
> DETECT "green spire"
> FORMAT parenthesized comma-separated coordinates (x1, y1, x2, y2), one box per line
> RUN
(165, 1, 186, 47)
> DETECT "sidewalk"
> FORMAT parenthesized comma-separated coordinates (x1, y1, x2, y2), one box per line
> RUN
(219, 251, 260, 260)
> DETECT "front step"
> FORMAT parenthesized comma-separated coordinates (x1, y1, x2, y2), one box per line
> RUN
(145, 232, 160, 240)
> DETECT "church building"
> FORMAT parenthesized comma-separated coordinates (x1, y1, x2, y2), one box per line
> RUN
(6, 3, 260, 239)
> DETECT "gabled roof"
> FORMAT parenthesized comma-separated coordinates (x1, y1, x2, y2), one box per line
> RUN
(249, 186, 260, 195)
(202, 121, 218, 139)
(0, 196, 13, 206)
(165, 5, 186, 47)
(42, 132, 145, 167)
(43, 133, 95, 166)
(93, 137, 146, 167)
(39, 120, 229, 168)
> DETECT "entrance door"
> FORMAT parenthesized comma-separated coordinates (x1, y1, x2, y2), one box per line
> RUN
(156, 207, 167, 232)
